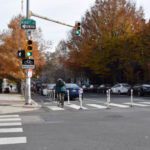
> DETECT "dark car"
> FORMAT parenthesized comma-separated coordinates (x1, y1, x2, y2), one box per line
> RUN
(97, 84, 111, 93)
(83, 84, 99, 93)
(65, 83, 80, 100)
(132, 84, 150, 96)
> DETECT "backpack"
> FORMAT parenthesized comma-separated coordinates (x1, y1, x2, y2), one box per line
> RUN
(60, 85, 66, 93)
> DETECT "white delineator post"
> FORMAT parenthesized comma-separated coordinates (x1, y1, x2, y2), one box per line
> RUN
(130, 89, 133, 107)
(25, 69, 32, 105)
(106, 89, 111, 109)
(67, 90, 70, 104)
(53, 90, 56, 101)
(79, 88, 83, 109)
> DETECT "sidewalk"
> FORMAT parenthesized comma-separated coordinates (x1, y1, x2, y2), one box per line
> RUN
(0, 94, 41, 114)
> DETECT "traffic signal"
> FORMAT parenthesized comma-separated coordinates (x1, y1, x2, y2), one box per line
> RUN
(17, 50, 25, 59)
(75, 22, 81, 36)
(26, 40, 32, 57)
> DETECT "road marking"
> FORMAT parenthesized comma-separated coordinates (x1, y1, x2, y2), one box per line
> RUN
(139, 102, 150, 105)
(66, 104, 88, 110)
(0, 122, 22, 126)
(0, 128, 23, 133)
(124, 102, 148, 107)
(0, 137, 27, 145)
(0, 118, 21, 122)
(108, 103, 129, 108)
(47, 106, 64, 111)
(0, 115, 19, 118)
(86, 104, 107, 109)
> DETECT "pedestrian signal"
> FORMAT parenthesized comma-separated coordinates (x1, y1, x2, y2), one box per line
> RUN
(17, 50, 25, 59)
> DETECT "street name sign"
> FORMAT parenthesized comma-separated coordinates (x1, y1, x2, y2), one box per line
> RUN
(21, 18, 36, 29)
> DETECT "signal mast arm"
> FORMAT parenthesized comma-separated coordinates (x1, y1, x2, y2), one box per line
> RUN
(29, 11, 74, 28)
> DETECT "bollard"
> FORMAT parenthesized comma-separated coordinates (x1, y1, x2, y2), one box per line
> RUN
(79, 88, 83, 110)
(130, 89, 133, 107)
(53, 90, 56, 101)
(67, 90, 70, 104)
(106, 89, 111, 109)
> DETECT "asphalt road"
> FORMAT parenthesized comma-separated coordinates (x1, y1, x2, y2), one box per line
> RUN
(0, 93, 150, 150)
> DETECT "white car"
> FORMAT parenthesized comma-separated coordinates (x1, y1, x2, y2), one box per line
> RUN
(111, 83, 131, 94)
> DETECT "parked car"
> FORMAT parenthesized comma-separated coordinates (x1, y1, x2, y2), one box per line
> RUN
(42, 84, 55, 96)
(132, 84, 150, 96)
(65, 83, 81, 100)
(111, 83, 131, 94)
(4, 87, 10, 93)
(97, 84, 111, 93)
(84, 84, 99, 93)
(81, 84, 89, 92)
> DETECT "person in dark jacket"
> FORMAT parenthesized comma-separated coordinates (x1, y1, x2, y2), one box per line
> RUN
(55, 79, 66, 107)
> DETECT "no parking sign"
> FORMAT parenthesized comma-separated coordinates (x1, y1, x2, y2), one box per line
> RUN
(27, 69, 32, 78)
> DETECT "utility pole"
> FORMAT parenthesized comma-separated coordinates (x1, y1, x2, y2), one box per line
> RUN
(26, 0, 29, 18)
(25, 0, 32, 105)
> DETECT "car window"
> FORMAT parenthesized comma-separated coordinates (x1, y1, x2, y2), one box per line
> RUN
(47, 84, 55, 89)
(113, 84, 120, 88)
(100, 85, 105, 88)
(122, 84, 130, 87)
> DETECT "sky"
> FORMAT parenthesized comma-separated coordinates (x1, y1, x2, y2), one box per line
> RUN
(0, 0, 150, 51)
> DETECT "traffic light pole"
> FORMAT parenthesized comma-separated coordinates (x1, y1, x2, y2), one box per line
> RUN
(25, 0, 32, 105)
(29, 11, 74, 28)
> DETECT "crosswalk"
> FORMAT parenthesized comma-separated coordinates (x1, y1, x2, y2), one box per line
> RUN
(45, 100, 150, 112)
(0, 114, 27, 145)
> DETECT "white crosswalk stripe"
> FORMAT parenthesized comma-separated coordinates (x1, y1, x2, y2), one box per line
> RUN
(65, 104, 88, 110)
(47, 106, 64, 111)
(46, 100, 150, 111)
(138, 101, 150, 105)
(0, 122, 22, 126)
(0, 128, 23, 133)
(124, 102, 148, 107)
(0, 115, 19, 118)
(0, 114, 27, 145)
(0, 137, 27, 145)
(86, 104, 107, 109)
(0, 118, 21, 122)
(108, 103, 129, 108)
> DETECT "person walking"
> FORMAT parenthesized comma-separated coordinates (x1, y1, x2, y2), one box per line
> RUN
(55, 79, 66, 107)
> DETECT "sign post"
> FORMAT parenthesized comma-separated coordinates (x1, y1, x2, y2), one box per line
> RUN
(23, 0, 36, 105)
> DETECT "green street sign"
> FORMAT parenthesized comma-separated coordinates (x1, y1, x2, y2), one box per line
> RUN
(21, 18, 36, 29)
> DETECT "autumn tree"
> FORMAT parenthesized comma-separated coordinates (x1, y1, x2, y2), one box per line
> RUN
(61, 0, 148, 83)
(0, 15, 46, 81)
